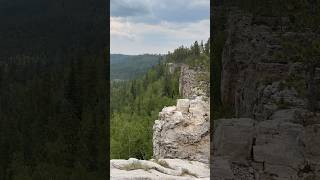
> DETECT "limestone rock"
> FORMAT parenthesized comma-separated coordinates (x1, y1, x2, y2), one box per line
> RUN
(214, 118, 254, 165)
(254, 120, 305, 178)
(110, 158, 210, 180)
(211, 157, 235, 180)
(177, 99, 190, 112)
(212, 113, 320, 179)
(212, 7, 320, 180)
(153, 96, 210, 163)
(179, 65, 208, 98)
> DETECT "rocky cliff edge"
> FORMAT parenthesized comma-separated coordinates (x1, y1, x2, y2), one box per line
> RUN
(111, 65, 210, 180)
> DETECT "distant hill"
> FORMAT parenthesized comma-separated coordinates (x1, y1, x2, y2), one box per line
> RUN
(111, 54, 162, 80)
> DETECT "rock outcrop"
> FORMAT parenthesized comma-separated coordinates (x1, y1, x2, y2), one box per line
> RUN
(110, 158, 209, 180)
(212, 8, 320, 180)
(179, 65, 209, 98)
(154, 64, 210, 163)
(153, 96, 210, 163)
(166, 63, 179, 74)
(111, 64, 210, 179)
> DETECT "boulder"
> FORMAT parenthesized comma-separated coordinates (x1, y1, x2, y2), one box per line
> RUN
(214, 118, 254, 165)
(211, 157, 235, 180)
(253, 121, 305, 177)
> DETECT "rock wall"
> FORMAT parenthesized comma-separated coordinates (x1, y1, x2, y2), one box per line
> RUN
(221, 9, 320, 118)
(213, 9, 320, 180)
(179, 64, 208, 98)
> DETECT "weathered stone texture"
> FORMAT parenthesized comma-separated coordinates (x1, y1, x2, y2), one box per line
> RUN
(212, 8, 320, 180)
(153, 96, 210, 164)
(179, 65, 208, 98)
(110, 158, 210, 180)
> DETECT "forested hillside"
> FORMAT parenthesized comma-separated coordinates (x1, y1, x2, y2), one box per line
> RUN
(110, 40, 209, 160)
(111, 54, 162, 80)
(0, 54, 108, 180)
(0, 0, 108, 179)
(166, 40, 210, 70)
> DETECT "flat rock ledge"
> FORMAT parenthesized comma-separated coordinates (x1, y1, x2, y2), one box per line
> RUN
(110, 158, 210, 180)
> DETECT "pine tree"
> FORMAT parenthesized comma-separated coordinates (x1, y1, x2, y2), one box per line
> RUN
(193, 41, 200, 56)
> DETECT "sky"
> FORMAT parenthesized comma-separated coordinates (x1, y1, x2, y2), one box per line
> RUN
(110, 0, 210, 55)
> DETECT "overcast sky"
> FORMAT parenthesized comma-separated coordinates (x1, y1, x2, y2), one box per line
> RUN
(110, 0, 210, 55)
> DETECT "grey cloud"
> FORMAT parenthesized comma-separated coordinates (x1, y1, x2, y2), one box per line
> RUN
(150, 0, 209, 23)
(111, 0, 151, 17)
